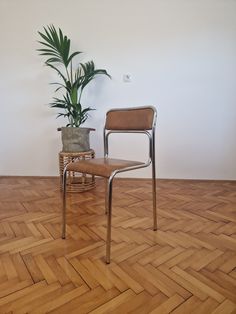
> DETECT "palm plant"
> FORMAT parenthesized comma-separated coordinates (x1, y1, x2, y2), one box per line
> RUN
(38, 25, 110, 127)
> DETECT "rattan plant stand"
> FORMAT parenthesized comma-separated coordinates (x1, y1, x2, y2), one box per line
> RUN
(59, 150, 95, 193)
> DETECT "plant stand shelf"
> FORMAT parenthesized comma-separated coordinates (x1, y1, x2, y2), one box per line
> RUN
(59, 150, 95, 193)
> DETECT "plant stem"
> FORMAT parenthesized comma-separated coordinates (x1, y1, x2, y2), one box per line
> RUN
(70, 61, 73, 84)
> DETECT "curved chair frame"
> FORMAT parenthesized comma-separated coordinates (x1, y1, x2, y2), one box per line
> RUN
(62, 106, 157, 263)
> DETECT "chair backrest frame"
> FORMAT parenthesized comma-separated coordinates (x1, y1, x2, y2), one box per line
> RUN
(103, 106, 157, 166)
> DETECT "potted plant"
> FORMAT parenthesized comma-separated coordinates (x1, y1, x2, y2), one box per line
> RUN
(38, 25, 110, 152)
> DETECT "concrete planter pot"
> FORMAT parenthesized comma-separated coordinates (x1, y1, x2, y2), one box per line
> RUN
(60, 127, 95, 152)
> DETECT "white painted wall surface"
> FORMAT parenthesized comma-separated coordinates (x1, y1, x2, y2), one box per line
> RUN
(0, 0, 235, 179)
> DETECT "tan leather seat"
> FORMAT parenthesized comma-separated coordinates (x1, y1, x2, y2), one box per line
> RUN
(66, 158, 144, 178)
(62, 106, 157, 263)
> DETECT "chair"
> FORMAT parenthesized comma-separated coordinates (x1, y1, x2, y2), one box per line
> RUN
(62, 106, 157, 263)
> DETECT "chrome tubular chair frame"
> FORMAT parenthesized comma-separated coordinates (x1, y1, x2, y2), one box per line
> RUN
(62, 106, 157, 264)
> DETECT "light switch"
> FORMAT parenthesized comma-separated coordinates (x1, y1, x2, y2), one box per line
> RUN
(123, 74, 132, 82)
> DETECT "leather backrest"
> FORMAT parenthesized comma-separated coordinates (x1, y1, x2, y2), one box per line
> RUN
(105, 107, 156, 131)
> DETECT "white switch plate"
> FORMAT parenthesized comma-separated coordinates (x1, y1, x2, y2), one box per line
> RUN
(123, 74, 132, 82)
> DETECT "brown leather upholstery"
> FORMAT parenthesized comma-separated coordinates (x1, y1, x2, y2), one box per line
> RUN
(66, 158, 144, 178)
(105, 107, 155, 130)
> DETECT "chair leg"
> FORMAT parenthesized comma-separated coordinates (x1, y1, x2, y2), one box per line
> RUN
(152, 177, 157, 231)
(105, 178, 108, 215)
(106, 177, 113, 264)
(152, 156, 157, 231)
(62, 168, 67, 239)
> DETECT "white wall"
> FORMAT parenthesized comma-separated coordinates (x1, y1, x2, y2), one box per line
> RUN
(0, 0, 236, 179)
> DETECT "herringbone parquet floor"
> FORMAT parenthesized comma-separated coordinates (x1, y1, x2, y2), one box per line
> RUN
(0, 177, 236, 313)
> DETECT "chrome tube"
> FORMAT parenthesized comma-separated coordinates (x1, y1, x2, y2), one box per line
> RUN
(62, 167, 67, 239)
(106, 176, 113, 264)
(105, 178, 108, 214)
(151, 128, 157, 230)
(103, 127, 108, 158)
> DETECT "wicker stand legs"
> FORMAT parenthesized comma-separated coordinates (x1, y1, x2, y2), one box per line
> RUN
(59, 150, 95, 193)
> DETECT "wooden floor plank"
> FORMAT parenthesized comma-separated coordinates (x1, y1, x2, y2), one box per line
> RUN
(0, 177, 235, 313)
(149, 294, 184, 314)
(89, 289, 135, 314)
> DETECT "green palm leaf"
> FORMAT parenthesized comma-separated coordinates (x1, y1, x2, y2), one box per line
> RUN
(38, 25, 110, 127)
